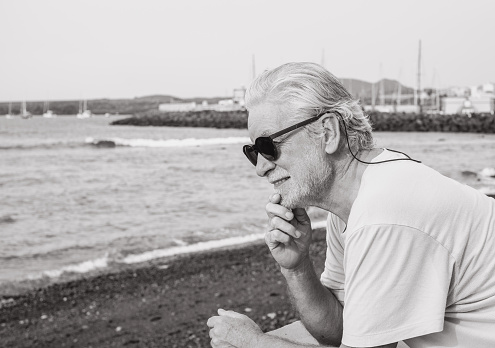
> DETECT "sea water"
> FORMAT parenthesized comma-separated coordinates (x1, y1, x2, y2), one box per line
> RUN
(1, 116, 495, 295)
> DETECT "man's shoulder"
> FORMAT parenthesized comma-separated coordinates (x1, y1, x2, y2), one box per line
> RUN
(349, 158, 471, 233)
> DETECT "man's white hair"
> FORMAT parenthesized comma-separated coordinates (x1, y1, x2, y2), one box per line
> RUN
(245, 62, 374, 151)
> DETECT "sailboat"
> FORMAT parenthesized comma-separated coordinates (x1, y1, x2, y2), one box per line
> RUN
(42, 100, 56, 118)
(76, 100, 92, 119)
(20, 101, 32, 119)
(5, 102, 14, 119)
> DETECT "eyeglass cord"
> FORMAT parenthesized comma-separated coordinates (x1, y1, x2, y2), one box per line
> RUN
(337, 115, 422, 165)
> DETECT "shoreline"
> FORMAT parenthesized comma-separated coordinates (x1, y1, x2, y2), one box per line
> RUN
(0, 220, 328, 298)
(0, 228, 328, 348)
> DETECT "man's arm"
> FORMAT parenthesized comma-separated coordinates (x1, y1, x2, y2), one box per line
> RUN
(264, 194, 344, 345)
(255, 334, 397, 348)
(256, 334, 397, 348)
(281, 256, 343, 346)
(341, 344, 397, 348)
(260, 335, 397, 348)
(207, 309, 398, 348)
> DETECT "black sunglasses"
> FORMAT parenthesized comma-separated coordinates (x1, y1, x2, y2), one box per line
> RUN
(243, 110, 328, 166)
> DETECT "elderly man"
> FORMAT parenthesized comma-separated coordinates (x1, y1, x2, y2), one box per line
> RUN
(207, 62, 495, 348)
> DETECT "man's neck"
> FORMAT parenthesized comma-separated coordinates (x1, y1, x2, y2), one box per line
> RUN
(318, 148, 383, 224)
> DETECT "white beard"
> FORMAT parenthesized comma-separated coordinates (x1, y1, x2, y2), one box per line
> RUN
(277, 151, 334, 209)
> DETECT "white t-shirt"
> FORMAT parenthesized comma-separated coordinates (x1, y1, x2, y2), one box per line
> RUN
(320, 149, 495, 347)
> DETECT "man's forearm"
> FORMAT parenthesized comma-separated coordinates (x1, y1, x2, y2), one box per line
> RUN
(257, 340, 395, 348)
(281, 257, 343, 346)
(259, 333, 336, 348)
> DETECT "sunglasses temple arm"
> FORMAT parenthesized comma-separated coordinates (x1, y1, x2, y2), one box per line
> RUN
(269, 115, 321, 139)
(269, 110, 343, 140)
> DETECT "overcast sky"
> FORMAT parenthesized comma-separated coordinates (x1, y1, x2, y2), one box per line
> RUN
(1, 0, 494, 101)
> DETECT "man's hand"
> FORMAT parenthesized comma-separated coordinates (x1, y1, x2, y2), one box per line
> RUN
(265, 193, 313, 270)
(207, 309, 263, 348)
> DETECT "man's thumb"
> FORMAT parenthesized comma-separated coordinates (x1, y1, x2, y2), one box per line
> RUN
(292, 208, 311, 225)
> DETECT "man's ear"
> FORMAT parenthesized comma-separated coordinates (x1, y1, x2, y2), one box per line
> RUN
(322, 115, 340, 155)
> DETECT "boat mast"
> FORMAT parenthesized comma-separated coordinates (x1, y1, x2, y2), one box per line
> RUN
(371, 81, 375, 111)
(416, 40, 422, 112)
(435, 70, 440, 111)
(397, 82, 402, 106)
(379, 63, 385, 106)
(252, 54, 256, 81)
(397, 67, 402, 107)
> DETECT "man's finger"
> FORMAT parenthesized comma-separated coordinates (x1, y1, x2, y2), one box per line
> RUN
(266, 202, 293, 221)
(269, 193, 281, 203)
(265, 230, 291, 248)
(218, 308, 246, 319)
(272, 230, 291, 245)
(211, 339, 235, 348)
(211, 337, 222, 348)
(207, 316, 219, 328)
(270, 216, 300, 238)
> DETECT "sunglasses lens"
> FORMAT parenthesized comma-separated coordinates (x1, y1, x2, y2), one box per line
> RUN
(255, 137, 277, 161)
(243, 138, 278, 166)
(243, 145, 258, 166)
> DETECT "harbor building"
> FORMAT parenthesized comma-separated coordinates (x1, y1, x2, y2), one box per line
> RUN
(158, 87, 246, 112)
(442, 82, 495, 114)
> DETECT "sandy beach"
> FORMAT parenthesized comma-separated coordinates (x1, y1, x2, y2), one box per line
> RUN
(0, 229, 328, 348)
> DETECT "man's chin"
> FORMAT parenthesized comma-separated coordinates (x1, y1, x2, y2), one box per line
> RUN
(278, 194, 307, 210)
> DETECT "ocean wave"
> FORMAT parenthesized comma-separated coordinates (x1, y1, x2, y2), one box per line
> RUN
(25, 255, 110, 281)
(122, 220, 328, 265)
(85, 136, 250, 148)
(15, 220, 327, 283)
(0, 141, 81, 150)
(0, 136, 251, 150)
(122, 233, 266, 264)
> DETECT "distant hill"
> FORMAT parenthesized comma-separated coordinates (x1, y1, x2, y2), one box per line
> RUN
(132, 95, 179, 103)
(340, 78, 415, 104)
(0, 95, 228, 116)
(0, 79, 416, 116)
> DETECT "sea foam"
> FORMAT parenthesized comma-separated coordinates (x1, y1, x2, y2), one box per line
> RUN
(122, 220, 328, 265)
(85, 136, 250, 148)
(19, 220, 327, 282)
(27, 255, 109, 280)
(122, 233, 266, 264)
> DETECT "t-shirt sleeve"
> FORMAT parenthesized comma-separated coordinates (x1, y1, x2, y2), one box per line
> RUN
(342, 224, 454, 347)
(320, 213, 346, 305)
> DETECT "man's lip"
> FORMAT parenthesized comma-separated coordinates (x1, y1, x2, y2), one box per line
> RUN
(269, 177, 290, 185)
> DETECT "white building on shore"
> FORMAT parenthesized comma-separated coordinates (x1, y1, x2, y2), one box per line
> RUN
(442, 82, 495, 114)
(364, 105, 420, 113)
(442, 96, 495, 115)
(158, 102, 197, 112)
(158, 87, 246, 112)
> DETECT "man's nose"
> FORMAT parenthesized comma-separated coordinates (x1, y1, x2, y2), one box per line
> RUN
(256, 154, 275, 177)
